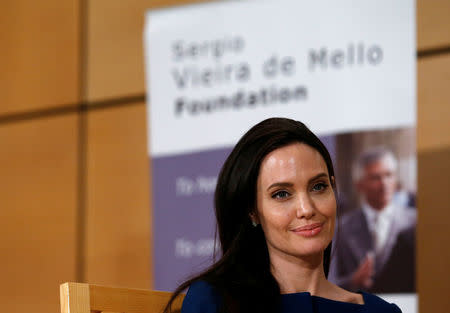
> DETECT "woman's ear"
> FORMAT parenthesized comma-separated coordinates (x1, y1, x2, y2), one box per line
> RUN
(330, 176, 336, 188)
(249, 212, 259, 227)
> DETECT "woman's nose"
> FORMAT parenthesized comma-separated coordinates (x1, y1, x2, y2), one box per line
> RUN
(296, 193, 315, 219)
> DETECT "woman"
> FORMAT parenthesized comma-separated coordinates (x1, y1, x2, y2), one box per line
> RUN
(164, 118, 402, 313)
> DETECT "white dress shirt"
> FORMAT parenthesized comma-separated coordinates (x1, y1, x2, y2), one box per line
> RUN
(362, 202, 395, 255)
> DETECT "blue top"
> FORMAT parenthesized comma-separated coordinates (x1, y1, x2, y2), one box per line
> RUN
(181, 281, 402, 313)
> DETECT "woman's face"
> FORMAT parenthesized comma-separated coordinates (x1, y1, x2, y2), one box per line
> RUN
(255, 142, 336, 261)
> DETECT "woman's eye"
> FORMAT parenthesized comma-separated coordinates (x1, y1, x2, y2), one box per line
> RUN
(312, 182, 328, 192)
(272, 190, 290, 199)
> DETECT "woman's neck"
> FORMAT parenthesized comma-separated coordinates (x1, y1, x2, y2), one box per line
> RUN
(269, 250, 329, 296)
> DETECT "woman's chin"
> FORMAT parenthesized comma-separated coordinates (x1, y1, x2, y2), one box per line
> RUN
(293, 240, 330, 257)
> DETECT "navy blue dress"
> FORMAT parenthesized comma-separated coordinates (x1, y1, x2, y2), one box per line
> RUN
(181, 281, 402, 313)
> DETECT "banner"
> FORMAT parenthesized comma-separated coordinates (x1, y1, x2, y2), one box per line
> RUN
(144, 0, 416, 311)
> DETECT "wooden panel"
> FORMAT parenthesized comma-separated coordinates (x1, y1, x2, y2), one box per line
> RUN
(417, 53, 450, 152)
(417, 0, 450, 51)
(0, 0, 80, 115)
(60, 282, 183, 313)
(417, 147, 450, 312)
(0, 114, 78, 313)
(85, 103, 152, 289)
(60, 283, 90, 313)
(89, 283, 183, 313)
(85, 0, 206, 102)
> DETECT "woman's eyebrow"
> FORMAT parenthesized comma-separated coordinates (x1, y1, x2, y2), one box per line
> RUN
(308, 173, 329, 183)
(266, 173, 329, 191)
(266, 182, 293, 191)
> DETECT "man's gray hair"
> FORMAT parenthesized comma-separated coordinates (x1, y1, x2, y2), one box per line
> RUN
(352, 146, 398, 182)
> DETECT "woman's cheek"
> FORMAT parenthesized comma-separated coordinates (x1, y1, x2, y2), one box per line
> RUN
(263, 205, 294, 227)
(316, 193, 336, 215)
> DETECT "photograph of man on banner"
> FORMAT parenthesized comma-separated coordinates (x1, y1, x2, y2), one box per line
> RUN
(329, 134, 416, 293)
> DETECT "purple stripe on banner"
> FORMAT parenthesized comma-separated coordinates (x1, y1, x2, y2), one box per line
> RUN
(151, 147, 231, 291)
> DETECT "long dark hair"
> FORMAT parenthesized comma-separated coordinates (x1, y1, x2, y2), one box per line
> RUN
(164, 118, 336, 313)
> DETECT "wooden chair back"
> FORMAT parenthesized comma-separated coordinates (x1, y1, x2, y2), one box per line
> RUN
(60, 282, 184, 313)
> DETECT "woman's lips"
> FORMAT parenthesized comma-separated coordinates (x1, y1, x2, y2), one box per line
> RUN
(291, 222, 324, 237)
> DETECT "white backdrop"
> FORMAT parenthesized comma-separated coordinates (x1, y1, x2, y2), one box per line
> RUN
(145, 0, 416, 311)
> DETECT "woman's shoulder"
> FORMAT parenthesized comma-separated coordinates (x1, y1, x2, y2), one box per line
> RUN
(181, 281, 222, 313)
(323, 284, 401, 312)
(360, 291, 402, 313)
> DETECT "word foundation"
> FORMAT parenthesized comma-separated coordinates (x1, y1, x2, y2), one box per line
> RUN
(175, 85, 307, 116)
